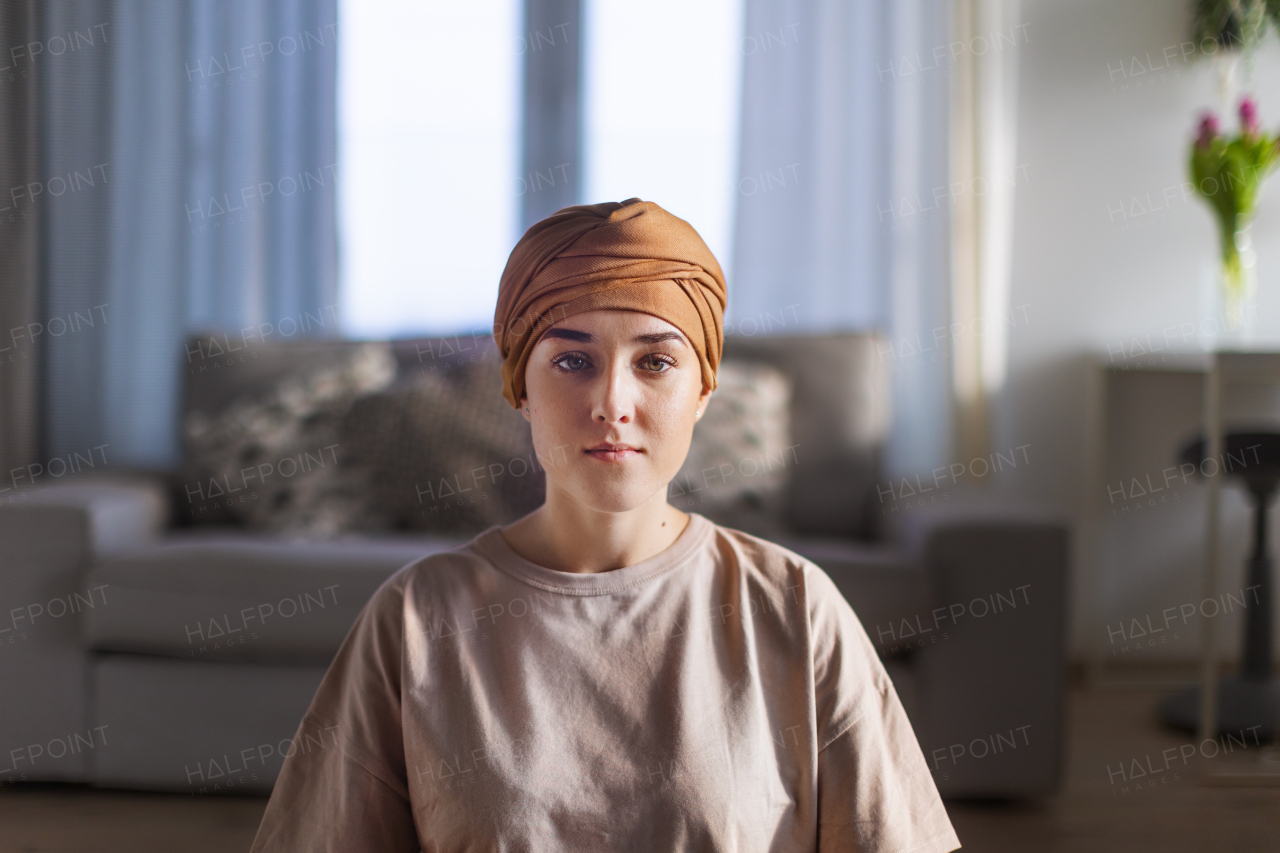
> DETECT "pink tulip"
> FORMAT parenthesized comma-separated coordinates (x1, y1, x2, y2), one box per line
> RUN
(1197, 112, 1220, 148)
(1240, 96, 1260, 135)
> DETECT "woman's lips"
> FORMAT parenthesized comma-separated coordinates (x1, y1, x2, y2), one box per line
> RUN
(585, 446, 640, 462)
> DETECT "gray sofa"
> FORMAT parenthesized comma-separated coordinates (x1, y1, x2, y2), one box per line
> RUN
(0, 331, 1068, 799)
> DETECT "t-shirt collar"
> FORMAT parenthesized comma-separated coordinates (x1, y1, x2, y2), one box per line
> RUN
(474, 512, 713, 596)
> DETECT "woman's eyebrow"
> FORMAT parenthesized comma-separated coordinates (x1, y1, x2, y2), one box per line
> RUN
(635, 331, 687, 346)
(540, 328, 687, 346)
(542, 328, 595, 342)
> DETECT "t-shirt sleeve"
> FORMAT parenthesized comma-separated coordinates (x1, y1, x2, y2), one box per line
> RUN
(250, 570, 420, 853)
(805, 564, 961, 853)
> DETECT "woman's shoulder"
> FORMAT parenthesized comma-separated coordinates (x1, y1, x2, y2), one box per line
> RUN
(698, 515, 836, 603)
(365, 529, 504, 605)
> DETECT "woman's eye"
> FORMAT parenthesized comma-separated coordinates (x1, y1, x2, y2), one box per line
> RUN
(553, 354, 589, 371)
(641, 354, 675, 372)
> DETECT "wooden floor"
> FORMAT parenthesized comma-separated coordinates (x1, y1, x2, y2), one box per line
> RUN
(946, 685, 1280, 852)
(2, 683, 1279, 852)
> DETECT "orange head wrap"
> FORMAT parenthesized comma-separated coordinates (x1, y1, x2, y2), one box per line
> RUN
(493, 198, 727, 409)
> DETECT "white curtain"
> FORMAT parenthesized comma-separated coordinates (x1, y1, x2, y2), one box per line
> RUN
(42, 0, 339, 470)
(732, 0, 955, 481)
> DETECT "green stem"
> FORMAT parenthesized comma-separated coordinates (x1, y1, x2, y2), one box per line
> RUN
(1219, 220, 1245, 304)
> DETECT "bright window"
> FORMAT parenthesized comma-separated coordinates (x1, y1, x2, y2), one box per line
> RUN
(337, 0, 521, 338)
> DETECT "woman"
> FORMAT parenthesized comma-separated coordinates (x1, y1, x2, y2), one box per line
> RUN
(250, 199, 960, 852)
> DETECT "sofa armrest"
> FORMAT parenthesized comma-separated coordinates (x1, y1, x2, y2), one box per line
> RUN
(0, 472, 168, 783)
(19, 472, 169, 558)
(903, 502, 1070, 799)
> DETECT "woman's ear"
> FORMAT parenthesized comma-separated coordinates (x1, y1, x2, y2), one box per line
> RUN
(520, 395, 531, 422)
(695, 384, 713, 420)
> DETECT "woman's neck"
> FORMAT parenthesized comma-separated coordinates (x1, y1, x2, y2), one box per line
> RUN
(499, 486, 690, 574)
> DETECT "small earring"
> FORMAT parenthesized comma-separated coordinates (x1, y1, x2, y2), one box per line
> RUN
(524, 407, 530, 414)
(695, 410, 702, 419)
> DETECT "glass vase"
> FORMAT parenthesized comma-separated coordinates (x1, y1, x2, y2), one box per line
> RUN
(1201, 223, 1259, 348)
(1222, 223, 1258, 339)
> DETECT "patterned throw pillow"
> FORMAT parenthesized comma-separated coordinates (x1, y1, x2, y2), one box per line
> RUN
(669, 361, 794, 537)
(180, 343, 397, 537)
(340, 353, 544, 534)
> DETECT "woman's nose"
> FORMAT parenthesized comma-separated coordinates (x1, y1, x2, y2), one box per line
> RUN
(591, 360, 635, 424)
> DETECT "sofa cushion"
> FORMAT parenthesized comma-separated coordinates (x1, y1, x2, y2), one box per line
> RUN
(340, 349, 544, 534)
(721, 332, 889, 539)
(91, 654, 329, 793)
(83, 532, 462, 664)
(670, 360, 793, 538)
(179, 341, 397, 535)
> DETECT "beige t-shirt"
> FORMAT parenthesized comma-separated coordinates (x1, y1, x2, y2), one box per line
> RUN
(250, 513, 960, 852)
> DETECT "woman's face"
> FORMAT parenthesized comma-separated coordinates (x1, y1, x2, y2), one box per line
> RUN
(521, 309, 712, 514)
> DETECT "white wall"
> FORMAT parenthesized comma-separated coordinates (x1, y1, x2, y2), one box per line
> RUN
(996, 0, 1280, 662)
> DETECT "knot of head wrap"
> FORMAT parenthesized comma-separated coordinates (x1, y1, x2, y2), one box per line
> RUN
(493, 198, 727, 409)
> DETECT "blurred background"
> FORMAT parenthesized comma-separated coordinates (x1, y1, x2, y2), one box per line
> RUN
(3, 0, 1280, 850)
